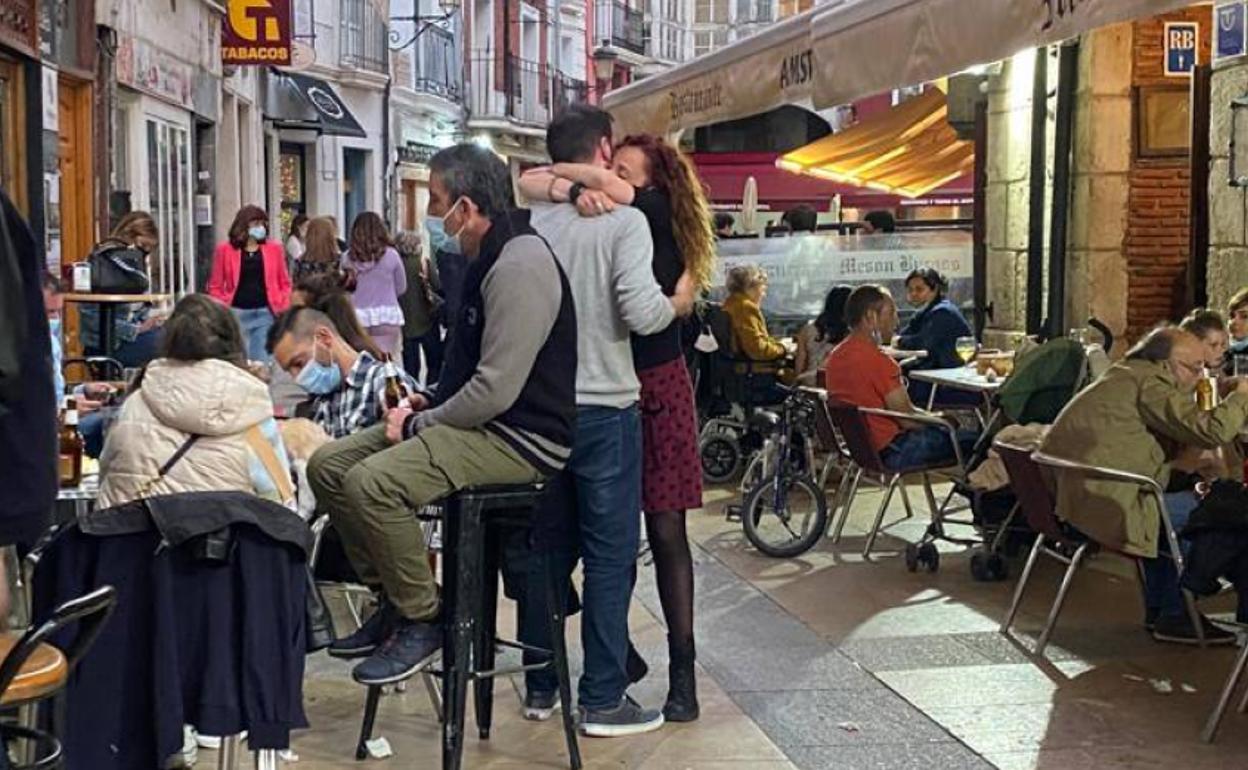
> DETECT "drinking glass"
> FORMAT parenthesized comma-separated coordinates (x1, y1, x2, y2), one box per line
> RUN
(1235, 355, 1248, 378)
(955, 336, 978, 366)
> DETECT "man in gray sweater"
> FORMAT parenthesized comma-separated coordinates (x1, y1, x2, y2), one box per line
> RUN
(531, 104, 695, 737)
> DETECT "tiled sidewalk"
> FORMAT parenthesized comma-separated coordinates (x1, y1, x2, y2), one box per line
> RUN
(200, 479, 1248, 769)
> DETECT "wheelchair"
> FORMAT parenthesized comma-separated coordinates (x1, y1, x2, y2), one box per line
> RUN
(696, 304, 790, 484)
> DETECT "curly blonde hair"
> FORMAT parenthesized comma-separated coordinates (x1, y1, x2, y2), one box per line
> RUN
(617, 134, 716, 290)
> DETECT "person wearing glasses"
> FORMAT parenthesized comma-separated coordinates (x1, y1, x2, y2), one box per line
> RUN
(1040, 326, 1248, 646)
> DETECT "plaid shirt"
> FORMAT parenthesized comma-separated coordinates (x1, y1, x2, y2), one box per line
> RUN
(310, 352, 417, 439)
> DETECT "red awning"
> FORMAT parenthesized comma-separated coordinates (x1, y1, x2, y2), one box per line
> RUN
(692, 151, 973, 212)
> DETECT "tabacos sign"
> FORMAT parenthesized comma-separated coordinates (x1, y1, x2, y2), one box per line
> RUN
(222, 0, 292, 65)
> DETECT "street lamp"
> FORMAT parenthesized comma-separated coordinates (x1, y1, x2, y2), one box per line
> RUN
(389, 0, 461, 51)
(593, 50, 618, 84)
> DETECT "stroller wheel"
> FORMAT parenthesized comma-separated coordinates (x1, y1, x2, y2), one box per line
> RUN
(904, 543, 921, 573)
(700, 435, 742, 484)
(920, 543, 940, 573)
(971, 551, 1008, 581)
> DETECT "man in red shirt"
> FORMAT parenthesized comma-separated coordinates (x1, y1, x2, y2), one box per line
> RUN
(825, 285, 976, 469)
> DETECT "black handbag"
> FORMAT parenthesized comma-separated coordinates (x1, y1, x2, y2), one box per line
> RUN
(88, 243, 150, 294)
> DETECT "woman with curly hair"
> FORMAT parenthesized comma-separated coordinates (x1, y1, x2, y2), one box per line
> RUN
(520, 133, 716, 723)
(343, 211, 406, 357)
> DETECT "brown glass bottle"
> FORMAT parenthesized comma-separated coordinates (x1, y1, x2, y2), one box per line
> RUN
(1196, 368, 1217, 412)
(59, 398, 84, 488)
(382, 354, 405, 412)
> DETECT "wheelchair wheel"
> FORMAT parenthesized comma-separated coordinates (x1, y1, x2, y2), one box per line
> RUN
(741, 475, 827, 558)
(701, 435, 742, 484)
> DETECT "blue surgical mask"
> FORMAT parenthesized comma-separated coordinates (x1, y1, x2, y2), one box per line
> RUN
(296, 342, 342, 394)
(248, 225, 268, 242)
(48, 316, 61, 338)
(426, 199, 464, 255)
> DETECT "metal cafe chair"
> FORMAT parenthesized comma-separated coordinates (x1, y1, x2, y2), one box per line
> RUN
(1204, 626, 1248, 742)
(824, 400, 974, 568)
(1001, 450, 1206, 657)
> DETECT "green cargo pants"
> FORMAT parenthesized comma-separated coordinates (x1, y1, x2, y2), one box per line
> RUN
(307, 423, 542, 621)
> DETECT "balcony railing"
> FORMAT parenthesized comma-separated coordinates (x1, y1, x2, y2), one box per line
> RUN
(469, 52, 589, 127)
(411, 24, 460, 100)
(595, 0, 645, 55)
(341, 0, 388, 73)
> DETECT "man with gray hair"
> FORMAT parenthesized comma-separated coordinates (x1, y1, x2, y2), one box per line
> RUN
(1041, 326, 1248, 644)
(308, 143, 579, 685)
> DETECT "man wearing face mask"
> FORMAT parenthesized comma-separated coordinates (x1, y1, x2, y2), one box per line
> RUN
(825, 284, 976, 471)
(267, 306, 416, 440)
(305, 143, 578, 687)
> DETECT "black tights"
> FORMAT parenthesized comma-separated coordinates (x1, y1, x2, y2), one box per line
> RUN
(644, 510, 695, 647)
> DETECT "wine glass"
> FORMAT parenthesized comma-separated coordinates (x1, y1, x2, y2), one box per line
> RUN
(955, 336, 978, 367)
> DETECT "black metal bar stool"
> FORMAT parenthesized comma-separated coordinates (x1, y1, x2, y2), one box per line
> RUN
(353, 484, 581, 770)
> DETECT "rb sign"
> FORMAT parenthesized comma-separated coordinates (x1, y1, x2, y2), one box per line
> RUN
(1165, 22, 1199, 76)
(222, 0, 292, 66)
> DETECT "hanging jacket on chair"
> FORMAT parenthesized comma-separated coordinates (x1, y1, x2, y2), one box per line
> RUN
(997, 338, 1089, 425)
(32, 492, 311, 769)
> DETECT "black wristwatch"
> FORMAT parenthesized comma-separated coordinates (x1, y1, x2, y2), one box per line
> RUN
(568, 182, 586, 205)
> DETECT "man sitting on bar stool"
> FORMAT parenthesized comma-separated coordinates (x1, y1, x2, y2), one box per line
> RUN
(308, 144, 578, 686)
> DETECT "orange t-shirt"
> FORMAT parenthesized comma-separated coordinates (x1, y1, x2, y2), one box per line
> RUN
(825, 335, 905, 452)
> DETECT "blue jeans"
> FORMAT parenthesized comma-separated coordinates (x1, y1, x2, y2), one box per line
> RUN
(80, 410, 107, 459)
(233, 307, 274, 361)
(1144, 492, 1197, 619)
(880, 426, 979, 471)
(568, 405, 642, 710)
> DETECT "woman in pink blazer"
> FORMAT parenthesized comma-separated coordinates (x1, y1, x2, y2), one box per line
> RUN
(207, 204, 293, 360)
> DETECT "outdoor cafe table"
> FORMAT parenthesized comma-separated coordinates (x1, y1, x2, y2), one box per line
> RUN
(56, 471, 99, 524)
(909, 366, 1003, 426)
(61, 293, 172, 357)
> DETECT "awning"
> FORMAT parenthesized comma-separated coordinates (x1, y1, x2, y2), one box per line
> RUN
(776, 89, 973, 198)
(601, 4, 834, 138)
(811, 0, 1197, 109)
(693, 151, 972, 211)
(263, 70, 367, 138)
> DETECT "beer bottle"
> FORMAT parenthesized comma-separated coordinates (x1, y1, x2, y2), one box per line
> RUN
(59, 398, 84, 488)
(382, 354, 405, 412)
(1197, 367, 1217, 412)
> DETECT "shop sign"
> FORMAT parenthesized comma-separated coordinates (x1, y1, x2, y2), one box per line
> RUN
(397, 142, 438, 166)
(1164, 22, 1198, 76)
(222, 0, 292, 66)
(116, 35, 193, 109)
(1217, 2, 1246, 61)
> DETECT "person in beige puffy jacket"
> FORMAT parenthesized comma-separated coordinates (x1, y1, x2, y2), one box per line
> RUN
(98, 294, 294, 510)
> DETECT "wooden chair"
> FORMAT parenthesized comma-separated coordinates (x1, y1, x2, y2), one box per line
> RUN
(0, 585, 117, 768)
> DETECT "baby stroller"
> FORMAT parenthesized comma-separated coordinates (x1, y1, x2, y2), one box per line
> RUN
(958, 320, 1113, 580)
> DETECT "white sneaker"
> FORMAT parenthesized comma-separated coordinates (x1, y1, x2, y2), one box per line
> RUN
(195, 731, 246, 750)
(163, 725, 198, 768)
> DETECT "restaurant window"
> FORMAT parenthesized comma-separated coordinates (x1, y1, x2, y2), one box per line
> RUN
(279, 143, 307, 238)
(145, 117, 195, 297)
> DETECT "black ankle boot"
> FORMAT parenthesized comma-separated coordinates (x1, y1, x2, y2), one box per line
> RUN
(626, 641, 649, 684)
(663, 637, 699, 722)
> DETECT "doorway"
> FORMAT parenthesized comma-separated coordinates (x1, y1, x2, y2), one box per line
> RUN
(0, 55, 28, 215)
(58, 78, 93, 269)
(343, 147, 368, 227)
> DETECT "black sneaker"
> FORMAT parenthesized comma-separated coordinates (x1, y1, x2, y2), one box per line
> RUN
(1152, 614, 1238, 646)
(1144, 606, 1159, 632)
(522, 690, 560, 722)
(352, 619, 441, 686)
(578, 695, 665, 738)
(328, 599, 396, 659)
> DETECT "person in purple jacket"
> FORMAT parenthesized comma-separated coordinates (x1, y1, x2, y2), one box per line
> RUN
(343, 212, 407, 359)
